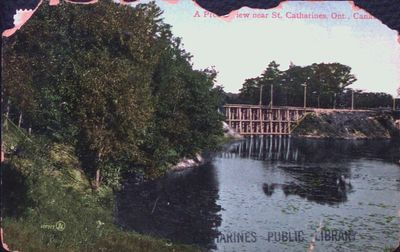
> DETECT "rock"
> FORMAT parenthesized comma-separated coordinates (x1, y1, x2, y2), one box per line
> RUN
(222, 121, 243, 139)
(292, 110, 399, 139)
(170, 153, 206, 171)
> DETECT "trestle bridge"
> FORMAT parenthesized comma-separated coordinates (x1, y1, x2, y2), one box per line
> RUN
(224, 104, 400, 136)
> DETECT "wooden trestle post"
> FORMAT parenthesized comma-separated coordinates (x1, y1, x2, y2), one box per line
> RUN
(224, 104, 310, 136)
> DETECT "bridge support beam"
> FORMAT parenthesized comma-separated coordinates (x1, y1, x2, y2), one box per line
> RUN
(224, 104, 309, 136)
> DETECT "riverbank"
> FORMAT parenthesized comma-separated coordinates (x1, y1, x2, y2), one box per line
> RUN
(167, 123, 239, 172)
(2, 122, 201, 252)
(292, 110, 400, 139)
(117, 137, 400, 252)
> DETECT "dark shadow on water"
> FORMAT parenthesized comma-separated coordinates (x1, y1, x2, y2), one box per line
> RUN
(262, 166, 353, 205)
(116, 163, 221, 249)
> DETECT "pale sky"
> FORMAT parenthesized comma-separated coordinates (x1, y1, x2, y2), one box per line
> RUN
(129, 0, 400, 96)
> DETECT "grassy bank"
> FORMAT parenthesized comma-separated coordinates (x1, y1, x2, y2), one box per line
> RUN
(1, 120, 201, 252)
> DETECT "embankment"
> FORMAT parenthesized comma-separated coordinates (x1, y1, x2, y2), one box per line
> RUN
(169, 122, 242, 172)
(2, 120, 200, 252)
(292, 110, 400, 139)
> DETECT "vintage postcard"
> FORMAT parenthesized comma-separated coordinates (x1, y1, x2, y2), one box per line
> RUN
(1, 1, 399, 251)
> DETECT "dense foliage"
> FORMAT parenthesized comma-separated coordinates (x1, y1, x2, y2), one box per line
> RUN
(2, 0, 223, 189)
(233, 61, 396, 109)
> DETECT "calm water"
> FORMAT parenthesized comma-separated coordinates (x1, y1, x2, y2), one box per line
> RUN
(116, 137, 400, 252)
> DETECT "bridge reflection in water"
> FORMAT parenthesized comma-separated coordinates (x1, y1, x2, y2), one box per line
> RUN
(219, 136, 356, 205)
(218, 137, 400, 206)
(220, 136, 299, 162)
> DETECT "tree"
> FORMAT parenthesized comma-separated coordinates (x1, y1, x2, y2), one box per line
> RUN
(239, 61, 283, 106)
(3, 0, 224, 188)
(281, 64, 311, 107)
(146, 38, 223, 176)
(237, 61, 358, 108)
(238, 78, 261, 104)
(259, 61, 282, 106)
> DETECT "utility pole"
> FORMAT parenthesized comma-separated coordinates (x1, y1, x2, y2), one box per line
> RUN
(301, 83, 307, 109)
(270, 84, 273, 108)
(333, 93, 337, 109)
(304, 85, 307, 109)
(302, 77, 309, 110)
(259, 85, 263, 106)
(351, 89, 354, 110)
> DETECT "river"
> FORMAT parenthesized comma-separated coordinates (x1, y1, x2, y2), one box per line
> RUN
(116, 137, 400, 252)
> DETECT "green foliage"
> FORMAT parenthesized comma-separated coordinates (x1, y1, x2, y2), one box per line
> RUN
(235, 61, 382, 108)
(0, 1, 221, 250)
(2, 122, 200, 251)
(4, 218, 202, 252)
(236, 61, 395, 109)
(3, 122, 110, 248)
(348, 91, 393, 108)
(2, 0, 224, 187)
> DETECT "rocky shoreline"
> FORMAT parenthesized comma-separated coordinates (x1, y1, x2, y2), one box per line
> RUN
(168, 122, 244, 172)
(292, 110, 400, 139)
(170, 154, 207, 172)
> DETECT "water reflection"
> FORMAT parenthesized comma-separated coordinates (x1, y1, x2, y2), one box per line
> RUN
(214, 137, 400, 251)
(221, 136, 299, 161)
(262, 168, 353, 205)
(116, 164, 221, 249)
(222, 136, 400, 163)
(221, 137, 400, 205)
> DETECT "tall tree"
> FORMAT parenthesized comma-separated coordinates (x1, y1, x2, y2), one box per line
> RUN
(3, 0, 224, 187)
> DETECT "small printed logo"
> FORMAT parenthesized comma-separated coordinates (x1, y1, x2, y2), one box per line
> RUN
(55, 221, 66, 231)
(41, 220, 65, 231)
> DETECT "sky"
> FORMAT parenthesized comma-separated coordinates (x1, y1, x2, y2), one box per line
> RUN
(129, 0, 400, 96)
